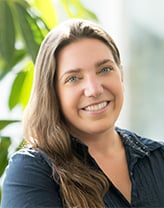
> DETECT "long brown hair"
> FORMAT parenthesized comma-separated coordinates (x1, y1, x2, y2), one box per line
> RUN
(23, 18, 121, 208)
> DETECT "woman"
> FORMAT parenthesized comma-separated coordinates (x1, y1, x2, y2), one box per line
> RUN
(2, 18, 164, 208)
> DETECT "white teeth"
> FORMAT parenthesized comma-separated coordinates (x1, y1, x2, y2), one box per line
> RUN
(85, 102, 107, 111)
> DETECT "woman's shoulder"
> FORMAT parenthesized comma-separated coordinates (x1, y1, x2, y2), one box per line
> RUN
(9, 147, 52, 168)
(3, 147, 54, 184)
(1, 147, 62, 208)
(116, 127, 164, 152)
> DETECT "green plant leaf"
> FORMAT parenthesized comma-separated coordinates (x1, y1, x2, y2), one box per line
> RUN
(0, 0, 15, 61)
(0, 136, 11, 177)
(0, 49, 26, 80)
(59, 0, 98, 20)
(19, 62, 34, 108)
(0, 120, 20, 130)
(14, 1, 44, 62)
(8, 62, 34, 110)
(33, 0, 58, 29)
(8, 70, 27, 110)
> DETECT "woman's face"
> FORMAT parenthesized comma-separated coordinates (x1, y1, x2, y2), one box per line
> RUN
(56, 38, 124, 140)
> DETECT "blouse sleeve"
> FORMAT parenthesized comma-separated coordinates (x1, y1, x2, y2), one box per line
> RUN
(1, 148, 63, 208)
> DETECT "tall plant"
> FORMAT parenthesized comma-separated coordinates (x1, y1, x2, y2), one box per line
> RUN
(0, 0, 97, 201)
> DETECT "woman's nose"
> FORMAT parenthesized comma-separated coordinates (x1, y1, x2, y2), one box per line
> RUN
(84, 77, 103, 98)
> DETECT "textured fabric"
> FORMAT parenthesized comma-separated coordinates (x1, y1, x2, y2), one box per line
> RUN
(1, 127, 164, 208)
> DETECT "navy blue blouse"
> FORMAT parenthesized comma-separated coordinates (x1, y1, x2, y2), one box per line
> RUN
(1, 128, 164, 208)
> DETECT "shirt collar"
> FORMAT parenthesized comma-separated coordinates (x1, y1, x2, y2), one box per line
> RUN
(71, 127, 163, 160)
(116, 127, 150, 158)
(116, 127, 163, 156)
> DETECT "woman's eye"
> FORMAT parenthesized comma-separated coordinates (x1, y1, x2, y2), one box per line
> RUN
(100, 67, 112, 73)
(66, 76, 79, 83)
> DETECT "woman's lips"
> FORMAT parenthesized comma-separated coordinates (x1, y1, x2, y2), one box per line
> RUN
(82, 101, 109, 112)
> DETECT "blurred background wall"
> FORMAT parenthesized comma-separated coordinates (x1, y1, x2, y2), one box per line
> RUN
(128, 0, 164, 140)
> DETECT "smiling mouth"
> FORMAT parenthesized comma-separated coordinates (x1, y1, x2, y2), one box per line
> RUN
(83, 101, 109, 111)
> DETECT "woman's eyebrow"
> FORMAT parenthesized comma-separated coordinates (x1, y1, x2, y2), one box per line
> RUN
(95, 59, 115, 67)
(59, 69, 81, 80)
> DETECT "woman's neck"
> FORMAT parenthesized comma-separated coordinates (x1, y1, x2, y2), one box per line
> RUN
(76, 127, 123, 157)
